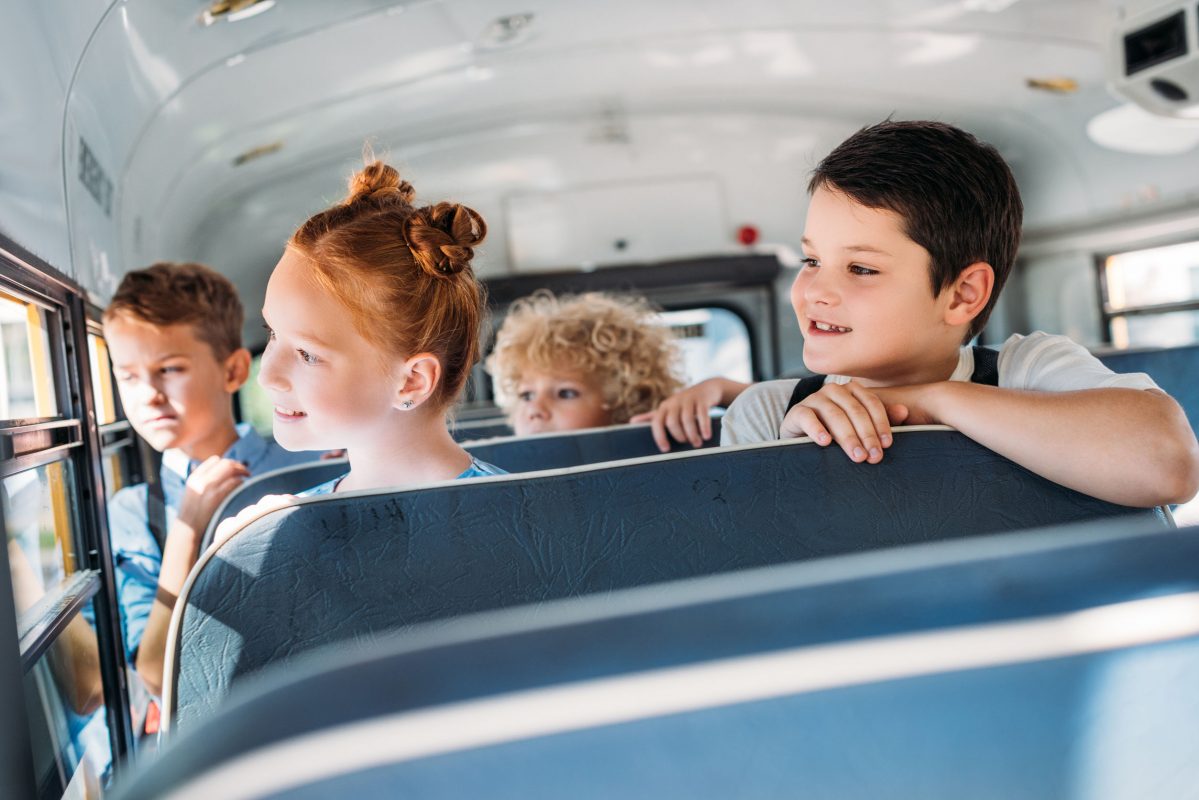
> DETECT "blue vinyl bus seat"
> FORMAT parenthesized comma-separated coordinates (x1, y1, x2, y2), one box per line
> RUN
(1097, 343, 1199, 434)
(125, 519, 1197, 799)
(204, 421, 721, 546)
(165, 427, 1165, 728)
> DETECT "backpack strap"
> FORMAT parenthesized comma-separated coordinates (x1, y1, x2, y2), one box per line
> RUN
(145, 449, 168, 555)
(785, 374, 828, 413)
(970, 345, 1000, 386)
(785, 346, 1000, 415)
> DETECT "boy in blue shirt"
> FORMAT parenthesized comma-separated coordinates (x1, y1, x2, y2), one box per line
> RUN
(720, 120, 1199, 508)
(103, 262, 319, 697)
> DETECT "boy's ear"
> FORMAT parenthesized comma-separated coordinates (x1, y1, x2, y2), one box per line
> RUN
(944, 262, 994, 329)
(395, 352, 443, 411)
(222, 348, 252, 393)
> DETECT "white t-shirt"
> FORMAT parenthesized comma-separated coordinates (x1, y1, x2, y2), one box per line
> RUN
(721, 332, 1160, 446)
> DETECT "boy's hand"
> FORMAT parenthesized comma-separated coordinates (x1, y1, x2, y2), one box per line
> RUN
(779, 380, 912, 463)
(213, 494, 295, 546)
(176, 456, 250, 535)
(630, 377, 748, 452)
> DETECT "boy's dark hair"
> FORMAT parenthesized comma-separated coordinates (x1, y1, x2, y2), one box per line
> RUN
(104, 262, 243, 359)
(808, 120, 1023, 340)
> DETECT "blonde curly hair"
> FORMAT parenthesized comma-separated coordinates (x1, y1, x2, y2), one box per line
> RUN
(487, 291, 684, 424)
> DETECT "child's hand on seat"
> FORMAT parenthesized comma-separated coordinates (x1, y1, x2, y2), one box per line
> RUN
(631, 377, 749, 452)
(177, 457, 250, 536)
(779, 380, 910, 463)
(213, 494, 295, 546)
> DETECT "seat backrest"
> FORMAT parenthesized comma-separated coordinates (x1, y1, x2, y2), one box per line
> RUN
(465, 419, 721, 474)
(449, 418, 512, 442)
(126, 520, 1199, 799)
(1098, 343, 1199, 434)
(206, 422, 721, 545)
(166, 427, 1164, 727)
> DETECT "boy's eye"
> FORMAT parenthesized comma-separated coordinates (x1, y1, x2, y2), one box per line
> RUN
(116, 372, 135, 383)
(297, 349, 319, 365)
(517, 390, 534, 402)
(557, 388, 580, 400)
(800, 257, 820, 269)
(161, 365, 184, 375)
(849, 264, 879, 276)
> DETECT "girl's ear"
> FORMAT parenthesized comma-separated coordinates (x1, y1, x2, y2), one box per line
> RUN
(944, 262, 994, 330)
(395, 352, 443, 411)
(223, 348, 252, 393)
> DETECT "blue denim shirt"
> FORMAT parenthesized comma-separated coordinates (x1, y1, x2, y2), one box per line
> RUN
(103, 425, 321, 660)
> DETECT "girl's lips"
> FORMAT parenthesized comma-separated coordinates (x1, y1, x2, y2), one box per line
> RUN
(273, 405, 307, 422)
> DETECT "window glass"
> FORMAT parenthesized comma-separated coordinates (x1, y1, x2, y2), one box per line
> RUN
(22, 598, 111, 797)
(658, 307, 754, 385)
(239, 356, 274, 438)
(1110, 309, 1199, 349)
(4, 461, 78, 612)
(0, 292, 58, 420)
(100, 454, 125, 502)
(87, 335, 117, 425)
(1104, 241, 1199, 311)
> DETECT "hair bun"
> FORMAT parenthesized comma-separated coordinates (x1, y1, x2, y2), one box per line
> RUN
(345, 161, 416, 206)
(403, 202, 488, 277)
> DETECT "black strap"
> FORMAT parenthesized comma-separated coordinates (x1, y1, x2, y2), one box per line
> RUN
(145, 449, 168, 555)
(786, 346, 1000, 412)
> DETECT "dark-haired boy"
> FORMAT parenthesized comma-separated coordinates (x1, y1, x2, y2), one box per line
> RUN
(723, 120, 1199, 508)
(103, 262, 319, 697)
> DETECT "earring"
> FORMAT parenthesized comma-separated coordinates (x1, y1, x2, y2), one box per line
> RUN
(401, 400, 413, 410)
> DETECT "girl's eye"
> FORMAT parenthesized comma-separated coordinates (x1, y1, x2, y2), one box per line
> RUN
(557, 388, 580, 400)
(161, 365, 184, 375)
(297, 349, 319, 365)
(849, 264, 879, 276)
(262, 323, 276, 341)
(800, 257, 820, 269)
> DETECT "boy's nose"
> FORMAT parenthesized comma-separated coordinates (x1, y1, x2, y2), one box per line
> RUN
(803, 269, 839, 306)
(525, 400, 548, 420)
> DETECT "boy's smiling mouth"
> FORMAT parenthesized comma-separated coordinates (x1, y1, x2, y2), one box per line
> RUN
(809, 320, 852, 334)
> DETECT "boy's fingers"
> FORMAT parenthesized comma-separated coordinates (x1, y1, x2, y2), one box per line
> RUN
(680, 410, 701, 448)
(780, 405, 830, 444)
(825, 388, 883, 462)
(664, 412, 689, 449)
(886, 403, 911, 425)
(629, 411, 652, 423)
(698, 406, 713, 441)
(849, 384, 892, 453)
(650, 412, 671, 453)
(805, 396, 868, 462)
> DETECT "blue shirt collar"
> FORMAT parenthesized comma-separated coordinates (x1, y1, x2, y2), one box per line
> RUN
(160, 423, 266, 499)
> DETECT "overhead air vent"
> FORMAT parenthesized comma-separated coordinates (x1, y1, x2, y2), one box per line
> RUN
(1107, 2, 1199, 118)
(479, 13, 534, 49)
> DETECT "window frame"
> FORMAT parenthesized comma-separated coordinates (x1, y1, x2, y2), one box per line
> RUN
(1096, 238, 1199, 348)
(0, 233, 135, 783)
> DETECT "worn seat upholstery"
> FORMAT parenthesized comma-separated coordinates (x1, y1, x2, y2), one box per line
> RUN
(127, 520, 1198, 799)
(165, 427, 1164, 728)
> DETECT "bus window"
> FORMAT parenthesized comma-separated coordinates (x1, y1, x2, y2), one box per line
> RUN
(86, 334, 117, 426)
(4, 461, 79, 608)
(20, 599, 111, 798)
(659, 307, 754, 385)
(239, 355, 274, 438)
(0, 291, 57, 420)
(1103, 241, 1199, 348)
